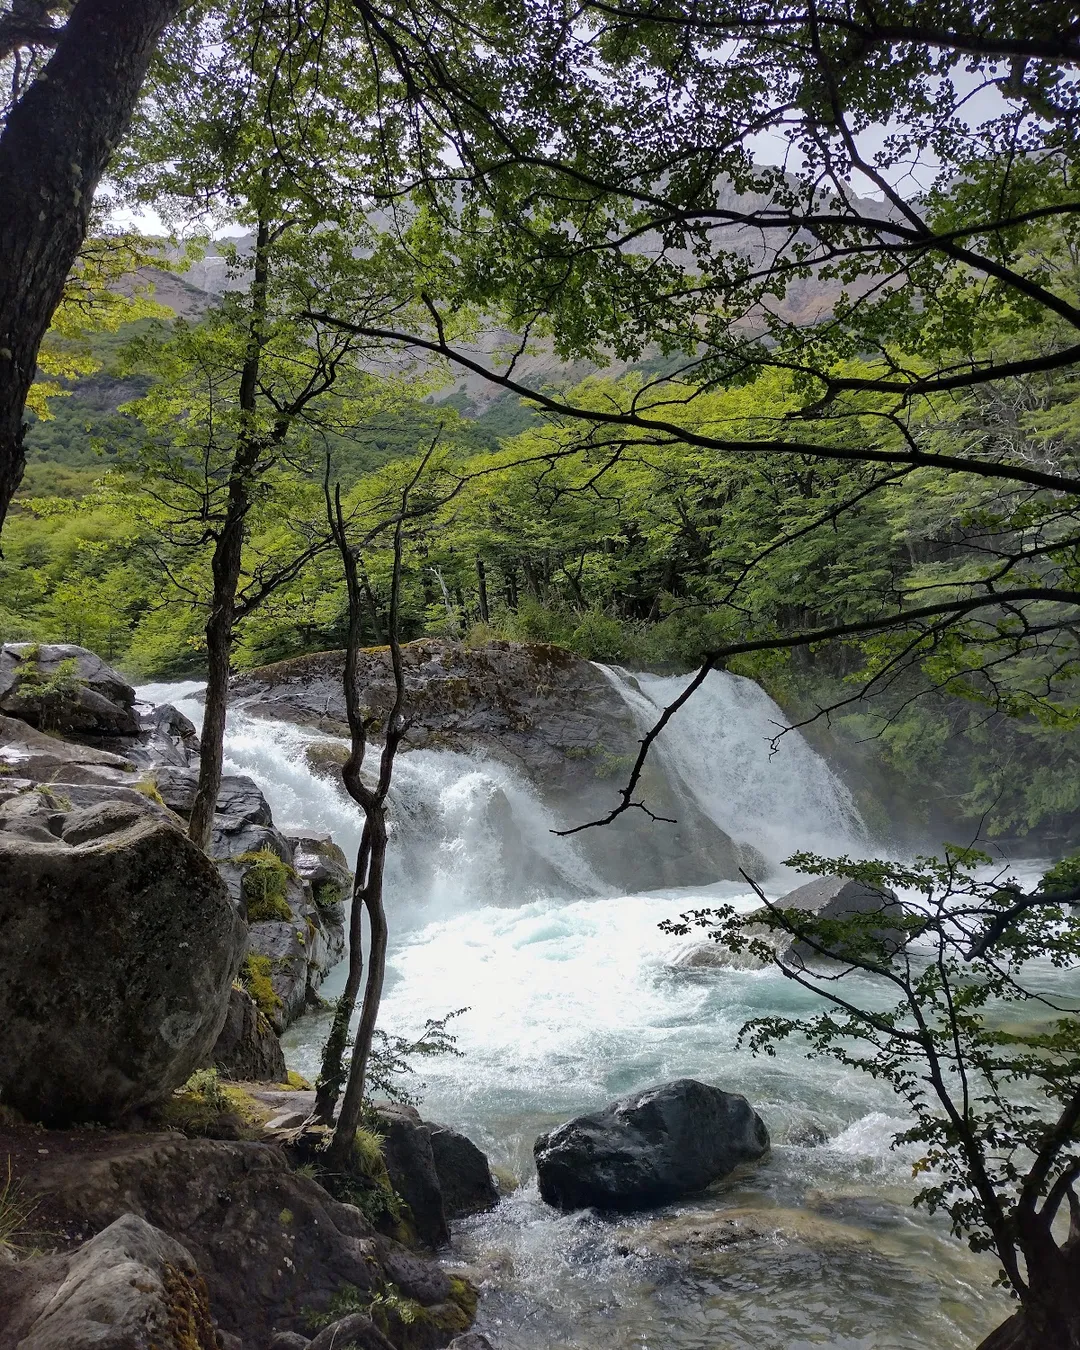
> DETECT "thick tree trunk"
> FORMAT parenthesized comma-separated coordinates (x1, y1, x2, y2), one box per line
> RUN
(0, 0, 179, 536)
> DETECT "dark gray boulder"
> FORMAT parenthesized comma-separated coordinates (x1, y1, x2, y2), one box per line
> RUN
(209, 986, 287, 1082)
(376, 1103, 450, 1248)
(428, 1124, 498, 1218)
(0, 643, 139, 737)
(447, 1338, 495, 1350)
(0, 811, 246, 1124)
(534, 1079, 769, 1212)
(769, 874, 906, 966)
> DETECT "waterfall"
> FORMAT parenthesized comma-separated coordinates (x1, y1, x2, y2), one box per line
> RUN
(135, 672, 1012, 1349)
(599, 665, 868, 872)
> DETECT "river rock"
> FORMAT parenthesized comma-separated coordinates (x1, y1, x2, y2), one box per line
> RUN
(0, 1213, 218, 1350)
(0, 643, 140, 737)
(208, 986, 287, 1082)
(447, 1338, 495, 1350)
(766, 874, 906, 966)
(534, 1079, 770, 1212)
(428, 1124, 499, 1218)
(0, 808, 246, 1124)
(377, 1104, 451, 1248)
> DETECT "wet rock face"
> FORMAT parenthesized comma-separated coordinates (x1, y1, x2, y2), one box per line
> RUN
(208, 986, 288, 1082)
(0, 807, 246, 1125)
(534, 1079, 770, 1213)
(0, 643, 140, 737)
(0, 1213, 218, 1350)
(233, 639, 741, 890)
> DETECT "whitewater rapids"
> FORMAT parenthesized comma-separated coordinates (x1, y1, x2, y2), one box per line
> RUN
(139, 668, 1015, 1349)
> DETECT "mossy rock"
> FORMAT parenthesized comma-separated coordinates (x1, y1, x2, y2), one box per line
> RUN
(155, 1069, 268, 1139)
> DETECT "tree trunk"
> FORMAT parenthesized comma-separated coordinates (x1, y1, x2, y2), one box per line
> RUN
(326, 814, 390, 1170)
(476, 556, 490, 622)
(0, 0, 179, 537)
(187, 208, 272, 852)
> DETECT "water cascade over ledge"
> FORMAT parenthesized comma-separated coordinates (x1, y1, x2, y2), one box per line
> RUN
(139, 667, 1012, 1350)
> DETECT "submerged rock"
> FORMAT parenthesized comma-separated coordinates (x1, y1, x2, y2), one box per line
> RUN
(534, 1079, 770, 1212)
(0, 806, 246, 1124)
(0, 643, 140, 737)
(0, 1213, 218, 1350)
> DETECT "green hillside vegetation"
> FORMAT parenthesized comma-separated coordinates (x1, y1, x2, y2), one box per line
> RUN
(5, 310, 1079, 848)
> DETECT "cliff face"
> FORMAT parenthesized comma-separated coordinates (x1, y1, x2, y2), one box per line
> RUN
(232, 639, 748, 891)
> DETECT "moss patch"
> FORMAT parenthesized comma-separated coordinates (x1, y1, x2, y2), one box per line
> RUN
(238, 848, 295, 923)
(240, 953, 283, 1020)
(133, 776, 166, 806)
(312, 879, 344, 909)
(162, 1260, 219, 1350)
(155, 1069, 267, 1139)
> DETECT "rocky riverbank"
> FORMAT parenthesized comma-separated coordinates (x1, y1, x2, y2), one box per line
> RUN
(0, 642, 495, 1350)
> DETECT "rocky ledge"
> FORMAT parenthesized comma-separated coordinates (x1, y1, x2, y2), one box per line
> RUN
(232, 639, 747, 891)
(0, 1122, 483, 1350)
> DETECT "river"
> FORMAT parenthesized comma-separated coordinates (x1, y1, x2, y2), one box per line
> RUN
(137, 668, 1023, 1350)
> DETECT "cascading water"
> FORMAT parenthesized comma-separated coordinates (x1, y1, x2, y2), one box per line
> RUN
(139, 673, 1012, 1349)
(600, 665, 870, 873)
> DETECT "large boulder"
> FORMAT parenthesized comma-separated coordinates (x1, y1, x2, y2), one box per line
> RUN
(375, 1106, 499, 1245)
(767, 874, 906, 966)
(0, 1214, 218, 1350)
(208, 986, 287, 1082)
(0, 643, 139, 737)
(0, 806, 246, 1124)
(534, 1079, 769, 1212)
(377, 1104, 451, 1248)
(427, 1124, 498, 1219)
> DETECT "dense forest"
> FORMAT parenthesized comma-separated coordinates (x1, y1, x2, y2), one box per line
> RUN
(6, 291, 1079, 848)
